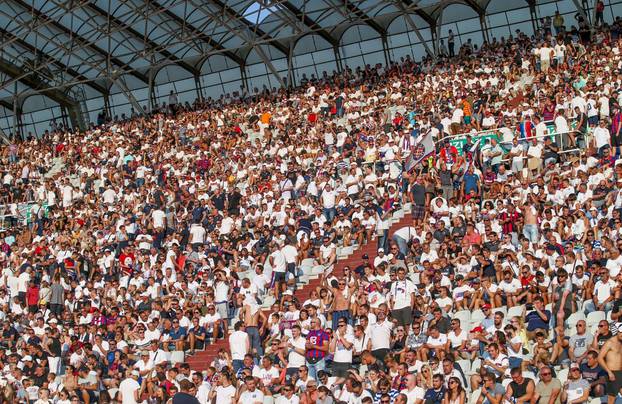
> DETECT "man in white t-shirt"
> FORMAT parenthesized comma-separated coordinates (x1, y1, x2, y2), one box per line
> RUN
(238, 376, 264, 404)
(118, 370, 141, 404)
(498, 271, 522, 307)
(368, 307, 393, 361)
(584, 269, 617, 313)
(229, 322, 250, 372)
(402, 373, 425, 404)
(388, 268, 415, 326)
(252, 356, 280, 389)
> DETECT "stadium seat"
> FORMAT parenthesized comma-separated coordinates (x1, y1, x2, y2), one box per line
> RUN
(507, 305, 525, 319)
(457, 359, 472, 375)
(557, 368, 569, 384)
(565, 312, 586, 329)
(469, 359, 482, 375)
(586, 311, 605, 327)
(545, 303, 553, 312)
(170, 350, 185, 365)
(502, 378, 512, 389)
(453, 310, 472, 325)
(470, 390, 481, 404)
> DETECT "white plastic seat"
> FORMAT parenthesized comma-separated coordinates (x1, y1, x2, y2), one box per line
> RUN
(565, 312, 586, 329)
(507, 305, 526, 319)
(453, 310, 472, 326)
(471, 309, 485, 323)
(545, 303, 553, 312)
(170, 350, 184, 364)
(457, 359, 472, 375)
(469, 359, 482, 375)
(470, 390, 481, 404)
(586, 311, 606, 327)
(557, 368, 569, 384)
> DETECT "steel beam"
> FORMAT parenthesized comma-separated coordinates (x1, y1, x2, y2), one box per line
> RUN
(7, 0, 149, 83)
(0, 27, 108, 95)
(280, 1, 339, 46)
(85, 3, 198, 75)
(149, 0, 246, 66)
(393, 1, 435, 58)
(340, 0, 386, 36)
(187, 0, 287, 88)
(205, 0, 290, 56)
(0, 56, 84, 131)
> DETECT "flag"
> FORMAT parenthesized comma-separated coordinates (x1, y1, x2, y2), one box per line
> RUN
(405, 131, 435, 172)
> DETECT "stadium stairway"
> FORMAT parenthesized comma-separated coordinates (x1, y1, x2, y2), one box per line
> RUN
(186, 207, 414, 371)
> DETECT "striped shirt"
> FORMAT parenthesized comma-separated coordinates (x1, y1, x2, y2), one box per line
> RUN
(305, 329, 329, 360)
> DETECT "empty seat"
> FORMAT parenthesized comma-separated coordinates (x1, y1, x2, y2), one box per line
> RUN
(557, 368, 569, 384)
(453, 310, 472, 325)
(507, 305, 526, 319)
(492, 306, 507, 317)
(471, 309, 485, 323)
(457, 359, 472, 375)
(586, 311, 606, 327)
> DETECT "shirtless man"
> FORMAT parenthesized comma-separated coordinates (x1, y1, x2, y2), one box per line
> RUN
(598, 327, 622, 404)
(323, 275, 353, 327)
(522, 201, 539, 244)
(239, 295, 267, 357)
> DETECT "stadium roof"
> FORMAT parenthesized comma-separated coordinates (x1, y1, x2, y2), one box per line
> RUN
(0, 0, 510, 99)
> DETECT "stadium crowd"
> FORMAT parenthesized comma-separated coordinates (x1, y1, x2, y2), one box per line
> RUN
(0, 8, 621, 404)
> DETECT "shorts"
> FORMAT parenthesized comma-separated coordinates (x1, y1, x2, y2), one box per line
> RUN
(273, 272, 286, 283)
(412, 204, 425, 219)
(464, 116, 472, 125)
(391, 307, 413, 326)
(216, 301, 229, 320)
(605, 370, 622, 396)
(286, 263, 296, 275)
(331, 361, 351, 378)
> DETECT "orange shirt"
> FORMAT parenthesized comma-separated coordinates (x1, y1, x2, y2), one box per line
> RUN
(260, 112, 271, 124)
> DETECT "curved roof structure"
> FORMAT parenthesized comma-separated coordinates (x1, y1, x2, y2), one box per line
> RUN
(0, 0, 607, 138)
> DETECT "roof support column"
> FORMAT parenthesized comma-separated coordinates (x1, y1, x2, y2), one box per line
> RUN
(381, 34, 390, 66)
(12, 92, 21, 140)
(434, 8, 444, 60)
(334, 45, 343, 73)
(570, 0, 590, 27)
(253, 45, 287, 89)
(111, 75, 145, 116)
(403, 13, 436, 59)
(240, 66, 249, 94)
(480, 14, 490, 44)
(527, 0, 538, 36)
(148, 70, 156, 113)
(287, 41, 295, 89)
(194, 72, 204, 103)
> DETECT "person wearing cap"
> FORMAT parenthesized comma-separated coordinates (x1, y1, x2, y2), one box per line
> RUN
(561, 362, 590, 404)
(118, 368, 141, 404)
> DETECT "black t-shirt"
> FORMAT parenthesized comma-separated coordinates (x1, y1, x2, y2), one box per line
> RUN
(172, 392, 200, 404)
(411, 184, 426, 206)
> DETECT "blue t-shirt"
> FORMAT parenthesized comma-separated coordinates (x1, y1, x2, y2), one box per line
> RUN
(525, 309, 552, 331)
(463, 173, 479, 194)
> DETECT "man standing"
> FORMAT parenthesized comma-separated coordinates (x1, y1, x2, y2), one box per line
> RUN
(172, 379, 200, 404)
(305, 318, 329, 379)
(118, 370, 141, 404)
(598, 328, 622, 404)
(388, 268, 416, 326)
(228, 322, 250, 372)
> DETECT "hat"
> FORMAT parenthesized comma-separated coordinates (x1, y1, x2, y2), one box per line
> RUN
(470, 326, 484, 333)
(141, 350, 149, 356)
(570, 362, 580, 370)
(378, 248, 384, 253)
(22, 356, 32, 362)
(131, 370, 140, 377)
(362, 254, 369, 259)
(283, 290, 293, 296)
(482, 303, 491, 309)
(472, 278, 481, 283)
